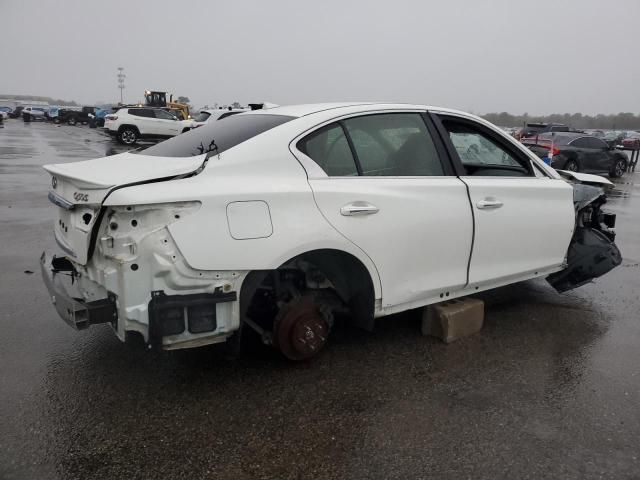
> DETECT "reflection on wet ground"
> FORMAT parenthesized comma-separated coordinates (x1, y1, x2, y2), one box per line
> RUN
(608, 179, 636, 199)
(1, 120, 639, 479)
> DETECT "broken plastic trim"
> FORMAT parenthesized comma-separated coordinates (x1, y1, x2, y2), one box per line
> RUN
(546, 228, 622, 292)
(547, 184, 622, 292)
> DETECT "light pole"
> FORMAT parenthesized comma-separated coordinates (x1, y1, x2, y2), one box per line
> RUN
(117, 67, 126, 104)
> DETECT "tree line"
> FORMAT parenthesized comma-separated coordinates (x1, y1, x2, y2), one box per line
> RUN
(482, 112, 640, 130)
(0, 94, 78, 106)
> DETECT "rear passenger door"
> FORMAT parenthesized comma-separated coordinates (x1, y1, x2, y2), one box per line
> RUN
(128, 108, 156, 135)
(434, 114, 575, 289)
(295, 111, 473, 310)
(585, 137, 614, 172)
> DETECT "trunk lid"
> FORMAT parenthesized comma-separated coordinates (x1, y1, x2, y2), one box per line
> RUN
(44, 151, 206, 264)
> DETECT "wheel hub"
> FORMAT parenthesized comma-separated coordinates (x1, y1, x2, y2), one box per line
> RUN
(274, 296, 329, 360)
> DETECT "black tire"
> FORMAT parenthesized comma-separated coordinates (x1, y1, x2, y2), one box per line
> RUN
(53, 117, 60, 124)
(117, 127, 138, 145)
(67, 116, 77, 126)
(564, 159, 579, 172)
(609, 157, 627, 178)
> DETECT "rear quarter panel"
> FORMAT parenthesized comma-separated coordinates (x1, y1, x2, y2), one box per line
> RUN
(103, 133, 383, 298)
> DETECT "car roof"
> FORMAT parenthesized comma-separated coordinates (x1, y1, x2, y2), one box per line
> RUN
(201, 108, 246, 114)
(247, 102, 475, 119)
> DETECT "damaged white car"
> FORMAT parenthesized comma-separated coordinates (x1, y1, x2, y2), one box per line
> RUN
(41, 103, 622, 359)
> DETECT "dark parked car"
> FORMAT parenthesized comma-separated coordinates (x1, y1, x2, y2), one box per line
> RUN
(621, 132, 640, 150)
(8, 106, 24, 118)
(523, 133, 628, 177)
(516, 122, 569, 140)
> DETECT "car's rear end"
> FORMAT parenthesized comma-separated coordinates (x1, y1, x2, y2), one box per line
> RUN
(41, 112, 298, 350)
(522, 133, 575, 169)
(621, 133, 640, 150)
(103, 109, 123, 135)
(40, 153, 229, 348)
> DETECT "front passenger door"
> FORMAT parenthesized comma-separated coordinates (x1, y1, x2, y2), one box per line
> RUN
(435, 114, 575, 289)
(153, 109, 181, 136)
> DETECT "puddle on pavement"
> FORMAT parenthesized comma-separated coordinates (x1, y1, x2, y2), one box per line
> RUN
(608, 175, 638, 199)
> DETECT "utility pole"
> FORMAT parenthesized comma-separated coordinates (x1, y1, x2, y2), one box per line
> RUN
(117, 67, 126, 104)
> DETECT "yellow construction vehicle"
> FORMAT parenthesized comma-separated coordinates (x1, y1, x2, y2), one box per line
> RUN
(144, 90, 191, 120)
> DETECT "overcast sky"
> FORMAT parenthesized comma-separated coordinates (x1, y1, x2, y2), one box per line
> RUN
(1, 0, 638, 114)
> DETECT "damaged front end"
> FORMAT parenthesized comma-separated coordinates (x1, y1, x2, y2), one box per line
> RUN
(547, 172, 622, 292)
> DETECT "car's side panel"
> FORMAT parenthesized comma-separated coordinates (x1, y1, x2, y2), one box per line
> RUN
(309, 177, 473, 308)
(461, 177, 575, 287)
(104, 139, 384, 300)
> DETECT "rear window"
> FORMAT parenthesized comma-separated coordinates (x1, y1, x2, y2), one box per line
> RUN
(138, 113, 295, 157)
(194, 111, 211, 122)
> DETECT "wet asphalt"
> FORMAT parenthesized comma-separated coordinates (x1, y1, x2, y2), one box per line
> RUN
(0, 119, 639, 480)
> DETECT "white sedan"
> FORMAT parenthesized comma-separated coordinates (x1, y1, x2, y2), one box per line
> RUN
(41, 103, 621, 359)
(190, 108, 247, 128)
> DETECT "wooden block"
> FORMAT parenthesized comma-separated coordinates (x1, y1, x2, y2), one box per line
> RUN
(422, 298, 484, 343)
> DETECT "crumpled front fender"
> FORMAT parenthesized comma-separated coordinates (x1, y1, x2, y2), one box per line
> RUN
(546, 228, 622, 292)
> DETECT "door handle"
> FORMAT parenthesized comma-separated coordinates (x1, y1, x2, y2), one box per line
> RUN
(476, 198, 503, 210)
(340, 201, 379, 216)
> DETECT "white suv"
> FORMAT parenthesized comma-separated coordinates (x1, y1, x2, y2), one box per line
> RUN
(104, 107, 193, 145)
(41, 103, 622, 359)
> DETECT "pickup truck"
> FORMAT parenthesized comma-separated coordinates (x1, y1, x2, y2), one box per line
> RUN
(58, 106, 97, 126)
(22, 106, 48, 121)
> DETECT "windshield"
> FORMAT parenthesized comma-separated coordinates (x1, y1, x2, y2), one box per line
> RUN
(138, 113, 295, 158)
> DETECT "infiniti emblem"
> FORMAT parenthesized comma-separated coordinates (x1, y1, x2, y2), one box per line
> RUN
(51, 176, 58, 189)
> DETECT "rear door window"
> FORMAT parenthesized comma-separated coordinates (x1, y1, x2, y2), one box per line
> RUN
(139, 114, 294, 157)
(129, 108, 155, 118)
(570, 138, 591, 148)
(342, 113, 444, 176)
(585, 137, 607, 149)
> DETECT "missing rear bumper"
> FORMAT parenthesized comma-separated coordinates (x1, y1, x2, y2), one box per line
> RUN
(148, 289, 237, 346)
(40, 252, 118, 330)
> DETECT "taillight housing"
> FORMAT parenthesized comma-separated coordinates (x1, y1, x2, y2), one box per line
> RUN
(550, 146, 561, 156)
(105, 115, 117, 121)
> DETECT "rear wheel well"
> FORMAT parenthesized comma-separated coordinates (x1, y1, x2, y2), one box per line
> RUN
(241, 249, 376, 334)
(118, 124, 140, 135)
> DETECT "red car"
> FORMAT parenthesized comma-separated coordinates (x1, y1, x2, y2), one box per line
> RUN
(621, 132, 640, 150)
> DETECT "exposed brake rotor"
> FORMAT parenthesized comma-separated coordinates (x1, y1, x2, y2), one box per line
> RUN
(273, 295, 330, 361)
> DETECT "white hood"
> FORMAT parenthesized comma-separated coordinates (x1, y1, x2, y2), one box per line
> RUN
(556, 170, 614, 188)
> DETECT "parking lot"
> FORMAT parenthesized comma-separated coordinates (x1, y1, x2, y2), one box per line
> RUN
(1, 119, 639, 479)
